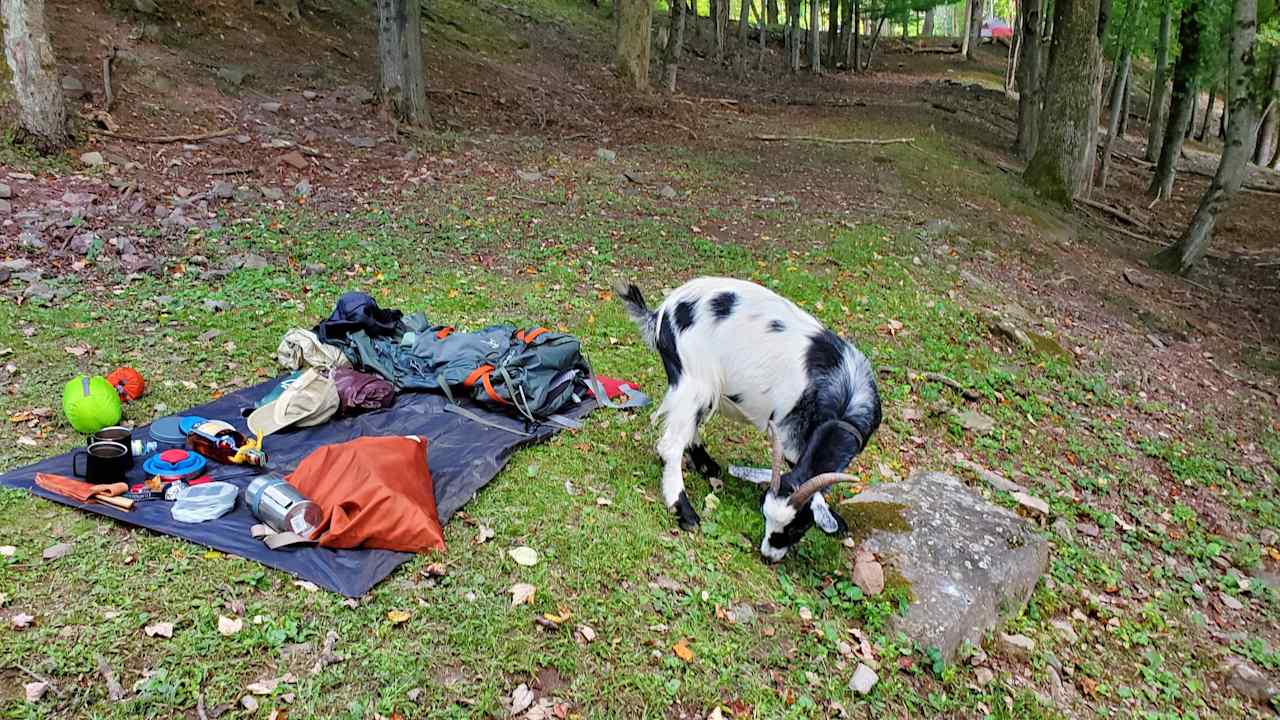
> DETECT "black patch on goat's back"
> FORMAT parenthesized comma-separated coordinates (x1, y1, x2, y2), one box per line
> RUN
(767, 319, 786, 333)
(709, 292, 738, 321)
(674, 300, 697, 332)
(656, 312, 683, 386)
(805, 330, 845, 376)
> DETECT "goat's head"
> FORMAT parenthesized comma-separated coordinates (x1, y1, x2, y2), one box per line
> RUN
(758, 420, 863, 562)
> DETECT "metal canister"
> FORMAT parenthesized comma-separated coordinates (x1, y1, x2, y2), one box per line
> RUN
(245, 474, 322, 537)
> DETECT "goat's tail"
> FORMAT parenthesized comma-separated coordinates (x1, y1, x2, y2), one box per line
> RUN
(613, 282, 657, 350)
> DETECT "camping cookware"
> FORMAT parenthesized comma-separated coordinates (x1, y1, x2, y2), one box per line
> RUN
(89, 426, 134, 468)
(35, 472, 134, 510)
(147, 416, 188, 451)
(142, 449, 208, 482)
(72, 441, 131, 485)
(245, 474, 322, 537)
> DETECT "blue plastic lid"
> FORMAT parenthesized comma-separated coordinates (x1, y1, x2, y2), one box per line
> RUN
(178, 416, 209, 435)
(142, 449, 208, 478)
(149, 416, 187, 445)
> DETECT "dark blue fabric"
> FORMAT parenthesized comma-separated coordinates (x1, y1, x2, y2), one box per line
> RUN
(0, 377, 591, 597)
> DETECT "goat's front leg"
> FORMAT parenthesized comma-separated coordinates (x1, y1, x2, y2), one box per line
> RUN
(685, 443, 722, 479)
(657, 402, 702, 531)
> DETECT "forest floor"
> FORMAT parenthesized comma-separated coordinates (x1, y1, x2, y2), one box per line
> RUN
(1, 1, 1278, 718)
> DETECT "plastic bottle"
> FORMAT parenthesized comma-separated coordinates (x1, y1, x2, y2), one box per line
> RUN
(186, 420, 266, 466)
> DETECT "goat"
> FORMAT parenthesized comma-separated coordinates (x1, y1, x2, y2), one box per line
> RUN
(615, 277, 882, 561)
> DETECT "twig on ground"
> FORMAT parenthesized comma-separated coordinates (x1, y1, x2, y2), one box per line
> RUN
(95, 654, 125, 701)
(1075, 197, 1151, 229)
(510, 194, 552, 205)
(17, 665, 59, 696)
(920, 371, 980, 401)
(1207, 359, 1280, 400)
(207, 167, 254, 176)
(102, 46, 118, 112)
(87, 128, 238, 144)
(752, 134, 916, 145)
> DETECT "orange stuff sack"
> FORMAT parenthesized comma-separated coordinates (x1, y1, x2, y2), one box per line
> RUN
(287, 436, 445, 553)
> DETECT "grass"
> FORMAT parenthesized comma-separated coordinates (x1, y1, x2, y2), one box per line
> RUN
(3, 11, 1279, 720)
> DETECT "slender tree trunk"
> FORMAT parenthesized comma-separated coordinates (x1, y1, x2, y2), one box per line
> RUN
(1149, 0, 1202, 199)
(768, 0, 779, 25)
(1023, 0, 1104, 206)
(1015, 0, 1044, 158)
(1145, 0, 1173, 161)
(788, 0, 802, 72)
(1155, 0, 1260, 273)
(1005, 4, 1020, 93)
(736, 0, 752, 77)
(839, 0, 854, 66)
(1196, 87, 1216, 141)
(1270, 133, 1280, 170)
(809, 0, 821, 72)
(375, 0, 428, 126)
(662, 0, 687, 91)
(2, 0, 71, 152)
(1253, 59, 1280, 164)
(922, 7, 935, 35)
(862, 14, 884, 70)
(692, 1, 703, 40)
(961, 0, 975, 59)
(1098, 47, 1130, 188)
(1078, 0, 1112, 197)
(853, 0, 861, 70)
(1118, 62, 1133, 135)
(615, 0, 653, 90)
(828, 0, 840, 62)
(714, 0, 728, 61)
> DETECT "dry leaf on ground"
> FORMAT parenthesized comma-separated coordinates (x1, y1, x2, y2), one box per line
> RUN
(509, 583, 536, 607)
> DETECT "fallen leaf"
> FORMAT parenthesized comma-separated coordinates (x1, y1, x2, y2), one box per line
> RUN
(423, 562, 447, 577)
(475, 525, 495, 544)
(247, 673, 296, 695)
(708, 708, 725, 720)
(798, 607, 813, 622)
(595, 496, 612, 506)
(64, 345, 90, 357)
(673, 638, 695, 662)
(41, 542, 73, 561)
(510, 683, 534, 715)
(144, 621, 174, 638)
(293, 580, 319, 593)
(24, 681, 49, 703)
(12, 612, 34, 629)
(576, 624, 596, 642)
(218, 615, 243, 636)
(242, 695, 260, 711)
(387, 610, 411, 625)
(877, 319, 904, 337)
(508, 546, 539, 566)
(509, 583, 536, 607)
(342, 598, 359, 609)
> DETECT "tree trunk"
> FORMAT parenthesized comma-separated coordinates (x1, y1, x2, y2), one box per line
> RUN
(961, 0, 975, 59)
(1118, 61, 1133, 135)
(1196, 87, 1216, 141)
(736, 0, 752, 77)
(808, 0, 821, 72)
(1014, 0, 1044, 159)
(853, 0, 861, 70)
(2, 0, 71, 153)
(768, 0, 779, 25)
(828, 0, 839, 63)
(1077, 0, 1111, 198)
(692, 1, 703, 39)
(662, 0, 687, 91)
(615, 0, 653, 90)
(713, 0, 728, 61)
(375, 0, 428, 126)
(1253, 59, 1280, 164)
(1098, 47, 1130, 188)
(1148, 0, 1202, 199)
(922, 7, 935, 35)
(1023, 0, 1104, 206)
(1155, 0, 1260, 273)
(788, 0, 802, 72)
(1144, 0, 1173, 160)
(861, 14, 884, 71)
(839, 0, 854, 67)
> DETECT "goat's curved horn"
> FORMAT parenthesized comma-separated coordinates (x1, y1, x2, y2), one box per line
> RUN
(788, 473, 859, 509)
(767, 421, 785, 496)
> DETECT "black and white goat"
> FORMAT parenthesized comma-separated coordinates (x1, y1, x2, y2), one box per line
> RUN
(616, 277, 882, 561)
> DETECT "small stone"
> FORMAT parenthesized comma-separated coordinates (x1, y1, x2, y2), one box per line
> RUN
(279, 151, 308, 170)
(347, 136, 377, 148)
(999, 632, 1035, 658)
(974, 667, 994, 687)
(1047, 665, 1065, 702)
(304, 263, 326, 276)
(80, 151, 106, 167)
(261, 186, 285, 201)
(1011, 492, 1050, 517)
(848, 663, 878, 695)
(0, 183, 11, 198)
(1076, 521, 1100, 538)
(24, 681, 49, 703)
(241, 696, 259, 712)
(232, 186, 259, 203)
(1050, 618, 1078, 645)
(235, 134, 252, 145)
(1, 259, 32, 272)
(70, 232, 100, 255)
(1260, 528, 1278, 546)
(42, 542, 73, 561)
(1219, 592, 1244, 611)
(211, 181, 235, 200)
(952, 408, 996, 434)
(216, 65, 252, 86)
(516, 169, 543, 182)
(657, 184, 679, 200)
(19, 232, 45, 251)
(407, 687, 424, 703)
(203, 299, 230, 313)
(402, 149, 419, 162)
(595, 148, 617, 162)
(259, 101, 283, 113)
(302, 90, 319, 100)
(294, 179, 312, 198)
(1123, 268, 1154, 289)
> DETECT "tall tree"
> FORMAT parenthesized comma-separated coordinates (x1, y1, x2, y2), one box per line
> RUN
(2, 0, 71, 152)
(853, 0, 863, 69)
(922, 6, 936, 34)
(787, 0, 803, 71)
(1098, 46, 1131, 187)
(769, 0, 780, 24)
(737, 0, 753, 77)
(1148, 0, 1203, 199)
(375, 0, 428, 126)
(829, 0, 841, 62)
(961, 0, 977, 58)
(1145, 0, 1173, 162)
(810, 0, 822, 71)
(1014, 0, 1044, 158)
(1023, 0, 1105, 205)
(1253, 57, 1279, 165)
(1196, 87, 1218, 141)
(1155, 0, 1263, 272)
(662, 0, 687, 91)
(840, 0, 856, 66)
(712, 0, 728, 61)
(615, 0, 653, 89)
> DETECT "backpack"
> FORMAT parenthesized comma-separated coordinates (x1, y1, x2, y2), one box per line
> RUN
(461, 327, 590, 421)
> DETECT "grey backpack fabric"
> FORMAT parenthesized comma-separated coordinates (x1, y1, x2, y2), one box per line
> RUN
(475, 329, 590, 420)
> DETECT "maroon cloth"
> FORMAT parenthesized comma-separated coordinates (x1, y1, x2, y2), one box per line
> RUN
(332, 368, 395, 415)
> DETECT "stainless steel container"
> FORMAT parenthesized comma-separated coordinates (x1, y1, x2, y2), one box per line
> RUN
(245, 474, 322, 537)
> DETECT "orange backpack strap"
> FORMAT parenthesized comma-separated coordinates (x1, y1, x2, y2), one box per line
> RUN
(435, 326, 454, 340)
(463, 364, 494, 388)
(521, 327, 550, 343)
(480, 371, 508, 405)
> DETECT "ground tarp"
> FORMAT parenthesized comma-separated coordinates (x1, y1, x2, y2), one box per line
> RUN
(0, 376, 591, 596)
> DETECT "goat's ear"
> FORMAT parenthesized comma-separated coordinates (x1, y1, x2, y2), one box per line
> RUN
(789, 420, 863, 484)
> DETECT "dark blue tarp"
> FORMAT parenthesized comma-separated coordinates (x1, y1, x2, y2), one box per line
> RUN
(0, 377, 591, 597)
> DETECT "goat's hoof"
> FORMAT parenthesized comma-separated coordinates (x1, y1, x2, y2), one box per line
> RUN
(673, 491, 701, 531)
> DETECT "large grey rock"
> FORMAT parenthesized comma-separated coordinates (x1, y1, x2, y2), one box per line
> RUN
(845, 472, 1049, 661)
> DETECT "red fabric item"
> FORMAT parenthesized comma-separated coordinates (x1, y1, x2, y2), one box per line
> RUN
(586, 375, 638, 400)
(107, 367, 146, 401)
(287, 436, 445, 553)
(159, 449, 188, 463)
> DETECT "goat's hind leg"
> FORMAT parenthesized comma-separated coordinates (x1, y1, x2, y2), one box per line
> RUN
(656, 393, 703, 531)
(685, 442, 722, 479)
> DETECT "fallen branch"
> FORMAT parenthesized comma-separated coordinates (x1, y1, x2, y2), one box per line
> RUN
(95, 654, 125, 701)
(1074, 197, 1151, 229)
(87, 128, 238, 144)
(510, 194, 552, 205)
(951, 453, 1027, 493)
(310, 630, 344, 675)
(102, 46, 117, 112)
(920, 371, 980, 401)
(752, 134, 915, 145)
(207, 166, 254, 176)
(196, 692, 209, 720)
(674, 94, 740, 106)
